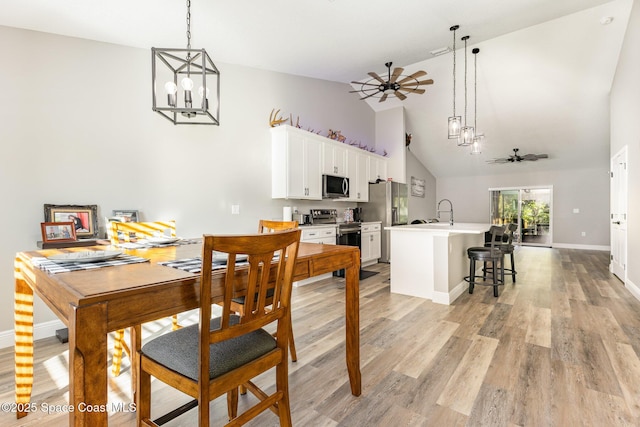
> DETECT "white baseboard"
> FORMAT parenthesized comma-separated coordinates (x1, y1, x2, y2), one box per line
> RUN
(626, 278, 640, 302)
(551, 243, 610, 251)
(0, 319, 66, 350)
(433, 280, 467, 305)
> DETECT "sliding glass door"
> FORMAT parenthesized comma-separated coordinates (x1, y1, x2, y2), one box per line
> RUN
(489, 187, 552, 247)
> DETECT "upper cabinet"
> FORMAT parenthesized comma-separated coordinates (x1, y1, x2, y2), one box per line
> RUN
(272, 126, 322, 200)
(322, 142, 347, 176)
(346, 150, 369, 202)
(272, 125, 387, 201)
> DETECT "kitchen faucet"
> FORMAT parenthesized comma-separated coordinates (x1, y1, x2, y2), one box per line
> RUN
(437, 199, 454, 225)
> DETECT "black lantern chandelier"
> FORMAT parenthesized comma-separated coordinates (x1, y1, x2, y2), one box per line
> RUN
(151, 0, 220, 125)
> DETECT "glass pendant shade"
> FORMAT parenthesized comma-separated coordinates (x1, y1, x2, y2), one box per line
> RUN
(448, 116, 462, 138)
(471, 134, 483, 154)
(459, 126, 474, 146)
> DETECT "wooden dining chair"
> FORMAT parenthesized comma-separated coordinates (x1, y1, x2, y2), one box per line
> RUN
(136, 229, 301, 427)
(108, 220, 181, 376)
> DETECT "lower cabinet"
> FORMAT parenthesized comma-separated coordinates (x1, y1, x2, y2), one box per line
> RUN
(295, 226, 336, 286)
(361, 222, 381, 267)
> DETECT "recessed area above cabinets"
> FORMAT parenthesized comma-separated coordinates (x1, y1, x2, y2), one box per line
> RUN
(271, 125, 387, 202)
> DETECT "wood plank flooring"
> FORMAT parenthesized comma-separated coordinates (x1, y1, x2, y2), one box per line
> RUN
(1, 246, 640, 426)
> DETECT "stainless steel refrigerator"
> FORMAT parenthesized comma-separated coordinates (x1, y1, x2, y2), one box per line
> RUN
(361, 181, 408, 262)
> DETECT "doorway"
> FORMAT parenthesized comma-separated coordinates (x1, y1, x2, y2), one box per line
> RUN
(610, 146, 627, 281)
(489, 186, 553, 247)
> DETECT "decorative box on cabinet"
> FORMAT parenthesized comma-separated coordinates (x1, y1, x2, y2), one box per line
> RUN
(272, 126, 322, 200)
(361, 222, 381, 267)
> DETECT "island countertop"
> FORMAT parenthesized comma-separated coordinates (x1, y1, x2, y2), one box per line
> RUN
(385, 222, 491, 234)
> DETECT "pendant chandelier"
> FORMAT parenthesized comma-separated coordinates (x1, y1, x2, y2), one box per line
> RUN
(151, 0, 220, 125)
(471, 47, 483, 155)
(458, 35, 474, 146)
(447, 25, 461, 139)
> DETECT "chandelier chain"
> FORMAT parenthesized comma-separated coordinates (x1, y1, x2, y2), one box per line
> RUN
(186, 0, 192, 51)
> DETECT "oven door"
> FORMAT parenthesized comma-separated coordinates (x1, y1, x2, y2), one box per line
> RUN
(334, 226, 361, 277)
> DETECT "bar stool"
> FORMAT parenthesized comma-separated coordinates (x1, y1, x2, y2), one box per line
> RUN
(486, 223, 517, 282)
(466, 225, 505, 297)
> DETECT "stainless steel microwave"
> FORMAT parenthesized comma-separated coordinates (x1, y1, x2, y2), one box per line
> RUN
(322, 174, 349, 199)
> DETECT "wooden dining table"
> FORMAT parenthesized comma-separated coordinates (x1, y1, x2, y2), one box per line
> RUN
(14, 240, 361, 426)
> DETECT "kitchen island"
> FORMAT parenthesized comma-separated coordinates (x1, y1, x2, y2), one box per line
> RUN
(386, 223, 490, 304)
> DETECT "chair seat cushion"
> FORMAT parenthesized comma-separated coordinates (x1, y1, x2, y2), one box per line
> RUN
(141, 314, 277, 381)
(468, 246, 502, 260)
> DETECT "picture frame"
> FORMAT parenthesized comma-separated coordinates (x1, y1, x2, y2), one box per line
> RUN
(44, 204, 98, 238)
(41, 221, 77, 244)
(410, 176, 425, 198)
(111, 210, 139, 223)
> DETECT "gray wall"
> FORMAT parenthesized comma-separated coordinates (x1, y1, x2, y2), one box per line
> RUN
(0, 25, 375, 335)
(436, 167, 610, 248)
(611, 0, 640, 288)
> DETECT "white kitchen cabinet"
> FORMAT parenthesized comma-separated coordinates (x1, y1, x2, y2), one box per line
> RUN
(322, 141, 347, 176)
(345, 150, 369, 202)
(272, 126, 322, 200)
(368, 156, 388, 183)
(296, 225, 337, 286)
(361, 222, 381, 266)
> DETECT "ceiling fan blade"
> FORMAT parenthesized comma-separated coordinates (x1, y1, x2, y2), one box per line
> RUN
(351, 81, 381, 87)
(521, 154, 539, 161)
(486, 158, 508, 164)
(359, 91, 380, 100)
(368, 72, 385, 83)
(414, 79, 434, 86)
(379, 93, 388, 103)
(390, 67, 404, 83)
(398, 87, 425, 94)
(395, 91, 407, 100)
(396, 70, 427, 85)
(536, 154, 549, 159)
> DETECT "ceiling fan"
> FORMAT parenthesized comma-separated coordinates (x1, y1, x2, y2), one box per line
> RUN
(487, 148, 549, 164)
(350, 62, 433, 102)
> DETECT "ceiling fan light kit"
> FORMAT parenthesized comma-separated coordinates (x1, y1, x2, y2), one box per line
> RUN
(350, 62, 433, 102)
(151, 0, 220, 125)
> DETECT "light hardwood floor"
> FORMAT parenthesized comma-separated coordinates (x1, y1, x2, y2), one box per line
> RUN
(1, 246, 640, 426)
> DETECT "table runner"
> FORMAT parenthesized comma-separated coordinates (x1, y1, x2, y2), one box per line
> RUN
(115, 238, 199, 249)
(32, 254, 149, 274)
(159, 257, 250, 274)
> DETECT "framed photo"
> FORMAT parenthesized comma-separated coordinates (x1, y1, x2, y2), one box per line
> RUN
(112, 210, 139, 223)
(44, 204, 98, 238)
(410, 176, 425, 198)
(41, 222, 77, 244)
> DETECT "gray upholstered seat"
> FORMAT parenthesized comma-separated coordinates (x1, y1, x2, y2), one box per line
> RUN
(141, 315, 276, 381)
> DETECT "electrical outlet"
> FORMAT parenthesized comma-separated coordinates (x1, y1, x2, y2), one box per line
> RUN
(231, 204, 240, 215)
(573, 208, 580, 214)
(581, 231, 586, 237)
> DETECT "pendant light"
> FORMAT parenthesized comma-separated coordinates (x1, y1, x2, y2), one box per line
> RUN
(459, 35, 474, 146)
(471, 47, 483, 155)
(151, 0, 220, 125)
(447, 25, 462, 139)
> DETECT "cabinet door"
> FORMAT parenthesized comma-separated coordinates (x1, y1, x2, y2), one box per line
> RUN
(368, 157, 388, 182)
(286, 132, 307, 199)
(356, 152, 369, 202)
(323, 142, 347, 176)
(361, 232, 372, 261)
(370, 231, 381, 260)
(305, 137, 322, 199)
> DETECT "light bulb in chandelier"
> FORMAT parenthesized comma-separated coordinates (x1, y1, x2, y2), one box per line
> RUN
(181, 77, 194, 109)
(164, 81, 178, 107)
(198, 86, 210, 109)
(471, 134, 483, 154)
(459, 126, 474, 146)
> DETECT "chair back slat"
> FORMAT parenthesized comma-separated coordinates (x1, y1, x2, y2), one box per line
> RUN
(258, 220, 299, 234)
(109, 220, 176, 244)
(487, 225, 506, 248)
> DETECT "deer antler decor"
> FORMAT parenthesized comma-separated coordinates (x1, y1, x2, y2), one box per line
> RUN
(269, 109, 289, 127)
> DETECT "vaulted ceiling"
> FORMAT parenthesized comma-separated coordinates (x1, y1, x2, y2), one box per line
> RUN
(0, 0, 632, 177)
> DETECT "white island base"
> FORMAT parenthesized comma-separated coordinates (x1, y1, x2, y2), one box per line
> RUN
(387, 223, 490, 305)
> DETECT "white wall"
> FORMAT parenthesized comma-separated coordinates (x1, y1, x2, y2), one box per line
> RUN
(375, 107, 405, 182)
(436, 167, 610, 248)
(405, 149, 437, 222)
(611, 0, 640, 289)
(0, 26, 375, 336)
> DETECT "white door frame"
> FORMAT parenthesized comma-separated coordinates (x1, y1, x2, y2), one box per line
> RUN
(610, 146, 628, 281)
